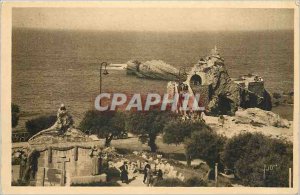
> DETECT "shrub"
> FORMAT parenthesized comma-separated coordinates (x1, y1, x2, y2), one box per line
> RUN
(104, 167, 120, 182)
(79, 110, 126, 147)
(25, 115, 57, 136)
(163, 120, 210, 145)
(11, 180, 29, 186)
(223, 132, 293, 187)
(223, 133, 253, 170)
(185, 129, 226, 169)
(185, 177, 208, 187)
(163, 119, 211, 165)
(126, 110, 175, 152)
(12, 103, 20, 128)
(154, 178, 186, 187)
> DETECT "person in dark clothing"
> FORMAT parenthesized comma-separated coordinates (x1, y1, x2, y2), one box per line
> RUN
(19, 151, 27, 181)
(157, 169, 163, 181)
(120, 162, 129, 184)
(143, 161, 151, 183)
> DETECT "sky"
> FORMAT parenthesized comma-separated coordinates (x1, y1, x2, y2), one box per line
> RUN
(12, 8, 294, 32)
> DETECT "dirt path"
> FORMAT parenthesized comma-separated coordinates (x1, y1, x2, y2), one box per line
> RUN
(117, 173, 147, 187)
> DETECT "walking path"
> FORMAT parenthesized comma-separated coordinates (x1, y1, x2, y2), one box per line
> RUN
(117, 173, 146, 187)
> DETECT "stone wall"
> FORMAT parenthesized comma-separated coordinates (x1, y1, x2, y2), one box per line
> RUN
(34, 146, 100, 186)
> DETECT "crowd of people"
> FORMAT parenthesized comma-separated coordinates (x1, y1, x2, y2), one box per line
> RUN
(118, 160, 163, 186)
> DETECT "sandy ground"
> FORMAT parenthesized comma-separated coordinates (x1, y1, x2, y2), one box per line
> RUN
(117, 174, 146, 187)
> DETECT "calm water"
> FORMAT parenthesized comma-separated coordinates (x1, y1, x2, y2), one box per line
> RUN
(12, 28, 294, 127)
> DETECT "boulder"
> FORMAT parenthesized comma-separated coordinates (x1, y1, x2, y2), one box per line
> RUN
(235, 108, 290, 128)
(127, 60, 179, 80)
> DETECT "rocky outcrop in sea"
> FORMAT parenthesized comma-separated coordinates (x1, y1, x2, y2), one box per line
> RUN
(166, 48, 273, 116)
(126, 60, 179, 81)
(202, 61, 272, 115)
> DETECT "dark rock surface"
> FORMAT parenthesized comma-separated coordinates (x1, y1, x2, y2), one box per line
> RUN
(205, 64, 241, 115)
(272, 91, 294, 106)
(204, 61, 272, 116)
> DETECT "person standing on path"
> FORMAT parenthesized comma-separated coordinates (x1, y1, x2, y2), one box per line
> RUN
(143, 161, 151, 184)
(146, 167, 154, 187)
(120, 162, 129, 184)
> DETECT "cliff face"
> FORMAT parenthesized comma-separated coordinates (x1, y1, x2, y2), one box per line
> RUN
(203, 63, 272, 116)
(127, 60, 179, 81)
(185, 51, 272, 116)
(202, 64, 241, 115)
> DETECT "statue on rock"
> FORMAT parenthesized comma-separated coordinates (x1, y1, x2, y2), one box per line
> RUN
(28, 104, 90, 145)
(56, 104, 74, 132)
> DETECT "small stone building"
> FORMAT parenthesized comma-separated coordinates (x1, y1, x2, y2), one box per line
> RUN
(12, 143, 107, 186)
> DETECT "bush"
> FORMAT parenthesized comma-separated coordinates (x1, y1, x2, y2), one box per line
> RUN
(104, 167, 120, 182)
(163, 120, 210, 145)
(185, 177, 208, 187)
(163, 119, 213, 165)
(126, 110, 175, 152)
(25, 115, 57, 136)
(11, 180, 29, 186)
(223, 132, 293, 187)
(154, 178, 186, 187)
(185, 129, 226, 169)
(79, 110, 126, 147)
(223, 133, 253, 170)
(12, 103, 20, 128)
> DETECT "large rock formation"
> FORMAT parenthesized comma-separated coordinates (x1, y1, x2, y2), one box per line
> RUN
(127, 60, 179, 80)
(204, 64, 272, 116)
(166, 48, 272, 116)
(203, 63, 241, 115)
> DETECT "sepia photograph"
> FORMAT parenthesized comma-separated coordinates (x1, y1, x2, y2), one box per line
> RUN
(0, 1, 299, 194)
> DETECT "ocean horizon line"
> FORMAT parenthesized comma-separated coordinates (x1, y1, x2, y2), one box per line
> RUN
(12, 27, 294, 34)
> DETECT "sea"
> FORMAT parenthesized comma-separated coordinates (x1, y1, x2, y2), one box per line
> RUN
(12, 28, 294, 128)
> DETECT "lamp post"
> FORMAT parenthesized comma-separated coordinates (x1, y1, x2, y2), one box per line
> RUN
(99, 62, 109, 105)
